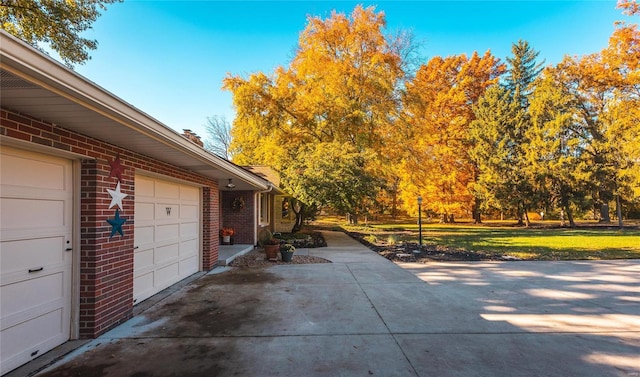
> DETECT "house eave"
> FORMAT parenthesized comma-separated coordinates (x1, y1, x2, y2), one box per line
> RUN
(0, 30, 268, 191)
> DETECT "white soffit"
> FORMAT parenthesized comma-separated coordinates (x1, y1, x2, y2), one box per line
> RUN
(0, 31, 268, 191)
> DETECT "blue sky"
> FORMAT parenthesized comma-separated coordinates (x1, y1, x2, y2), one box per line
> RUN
(72, 1, 631, 141)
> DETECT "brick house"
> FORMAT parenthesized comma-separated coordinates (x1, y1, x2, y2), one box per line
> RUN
(0, 31, 281, 374)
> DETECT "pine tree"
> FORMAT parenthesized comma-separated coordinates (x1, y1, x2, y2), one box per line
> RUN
(505, 40, 546, 107)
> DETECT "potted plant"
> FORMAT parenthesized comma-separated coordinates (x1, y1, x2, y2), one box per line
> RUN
(220, 228, 235, 245)
(280, 243, 295, 262)
(258, 228, 280, 261)
(263, 238, 280, 261)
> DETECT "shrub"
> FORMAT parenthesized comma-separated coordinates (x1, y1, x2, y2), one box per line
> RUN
(364, 234, 378, 244)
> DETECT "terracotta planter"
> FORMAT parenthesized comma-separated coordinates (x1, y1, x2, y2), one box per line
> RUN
(264, 244, 279, 261)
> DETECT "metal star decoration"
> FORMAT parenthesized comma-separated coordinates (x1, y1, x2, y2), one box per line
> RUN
(107, 209, 127, 238)
(106, 181, 128, 211)
(108, 154, 125, 182)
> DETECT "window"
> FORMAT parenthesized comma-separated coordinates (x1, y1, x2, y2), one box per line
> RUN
(259, 193, 270, 225)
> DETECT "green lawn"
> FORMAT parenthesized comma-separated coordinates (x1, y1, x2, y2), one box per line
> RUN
(342, 222, 640, 260)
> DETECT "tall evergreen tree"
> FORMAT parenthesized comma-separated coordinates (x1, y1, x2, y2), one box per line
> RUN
(469, 85, 533, 225)
(505, 40, 545, 107)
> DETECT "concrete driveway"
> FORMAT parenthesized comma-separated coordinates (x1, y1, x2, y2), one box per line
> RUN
(27, 231, 640, 377)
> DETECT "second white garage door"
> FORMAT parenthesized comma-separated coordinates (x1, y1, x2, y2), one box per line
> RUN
(133, 175, 200, 304)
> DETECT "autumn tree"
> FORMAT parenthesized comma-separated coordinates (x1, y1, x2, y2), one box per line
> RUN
(224, 6, 407, 226)
(0, 0, 121, 66)
(400, 51, 504, 222)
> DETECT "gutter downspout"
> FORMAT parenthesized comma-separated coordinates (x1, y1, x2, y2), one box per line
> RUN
(254, 183, 274, 245)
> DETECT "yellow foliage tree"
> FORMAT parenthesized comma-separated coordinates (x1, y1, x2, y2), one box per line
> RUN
(223, 6, 408, 225)
(400, 52, 505, 221)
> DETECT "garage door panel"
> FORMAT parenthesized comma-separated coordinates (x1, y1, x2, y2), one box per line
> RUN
(179, 255, 198, 276)
(135, 202, 155, 221)
(180, 186, 199, 201)
(180, 238, 198, 256)
(155, 203, 178, 221)
(135, 226, 154, 246)
(1, 295, 67, 332)
(134, 248, 154, 273)
(1, 236, 66, 275)
(180, 204, 198, 220)
(156, 181, 180, 199)
(156, 224, 179, 242)
(133, 272, 154, 304)
(154, 243, 179, 265)
(180, 222, 198, 238)
(1, 308, 67, 374)
(1, 272, 65, 318)
(135, 176, 155, 197)
(155, 262, 179, 288)
(0, 153, 68, 191)
(1, 198, 66, 230)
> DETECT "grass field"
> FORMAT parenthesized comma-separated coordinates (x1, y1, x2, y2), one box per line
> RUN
(330, 219, 640, 260)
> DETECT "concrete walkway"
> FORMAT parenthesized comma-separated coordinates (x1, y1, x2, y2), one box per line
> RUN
(27, 231, 640, 376)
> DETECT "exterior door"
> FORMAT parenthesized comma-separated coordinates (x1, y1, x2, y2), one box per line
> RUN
(0, 146, 73, 375)
(133, 175, 200, 304)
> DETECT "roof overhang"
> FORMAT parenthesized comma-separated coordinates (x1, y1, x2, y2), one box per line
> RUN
(0, 30, 268, 191)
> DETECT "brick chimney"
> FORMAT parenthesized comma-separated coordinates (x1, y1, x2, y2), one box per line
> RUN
(182, 129, 204, 147)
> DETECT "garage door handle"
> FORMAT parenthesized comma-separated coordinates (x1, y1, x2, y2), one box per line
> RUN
(28, 267, 44, 273)
(66, 248, 73, 251)
(134, 246, 139, 250)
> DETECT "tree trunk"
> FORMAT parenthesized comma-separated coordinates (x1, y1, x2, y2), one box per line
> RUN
(565, 204, 576, 228)
(517, 208, 524, 226)
(472, 199, 482, 224)
(600, 202, 611, 223)
(523, 204, 530, 227)
(616, 194, 624, 229)
(391, 177, 399, 220)
(291, 201, 305, 233)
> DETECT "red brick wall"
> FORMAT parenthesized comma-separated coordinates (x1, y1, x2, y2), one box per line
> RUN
(220, 191, 255, 244)
(202, 187, 220, 270)
(1, 108, 220, 338)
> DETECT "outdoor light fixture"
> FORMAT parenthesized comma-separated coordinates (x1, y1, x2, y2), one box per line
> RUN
(226, 178, 236, 190)
(417, 196, 423, 247)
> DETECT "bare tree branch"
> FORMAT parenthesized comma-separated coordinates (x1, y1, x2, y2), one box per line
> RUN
(203, 115, 232, 159)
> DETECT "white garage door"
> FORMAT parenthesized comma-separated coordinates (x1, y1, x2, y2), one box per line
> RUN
(133, 175, 200, 304)
(0, 147, 73, 375)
